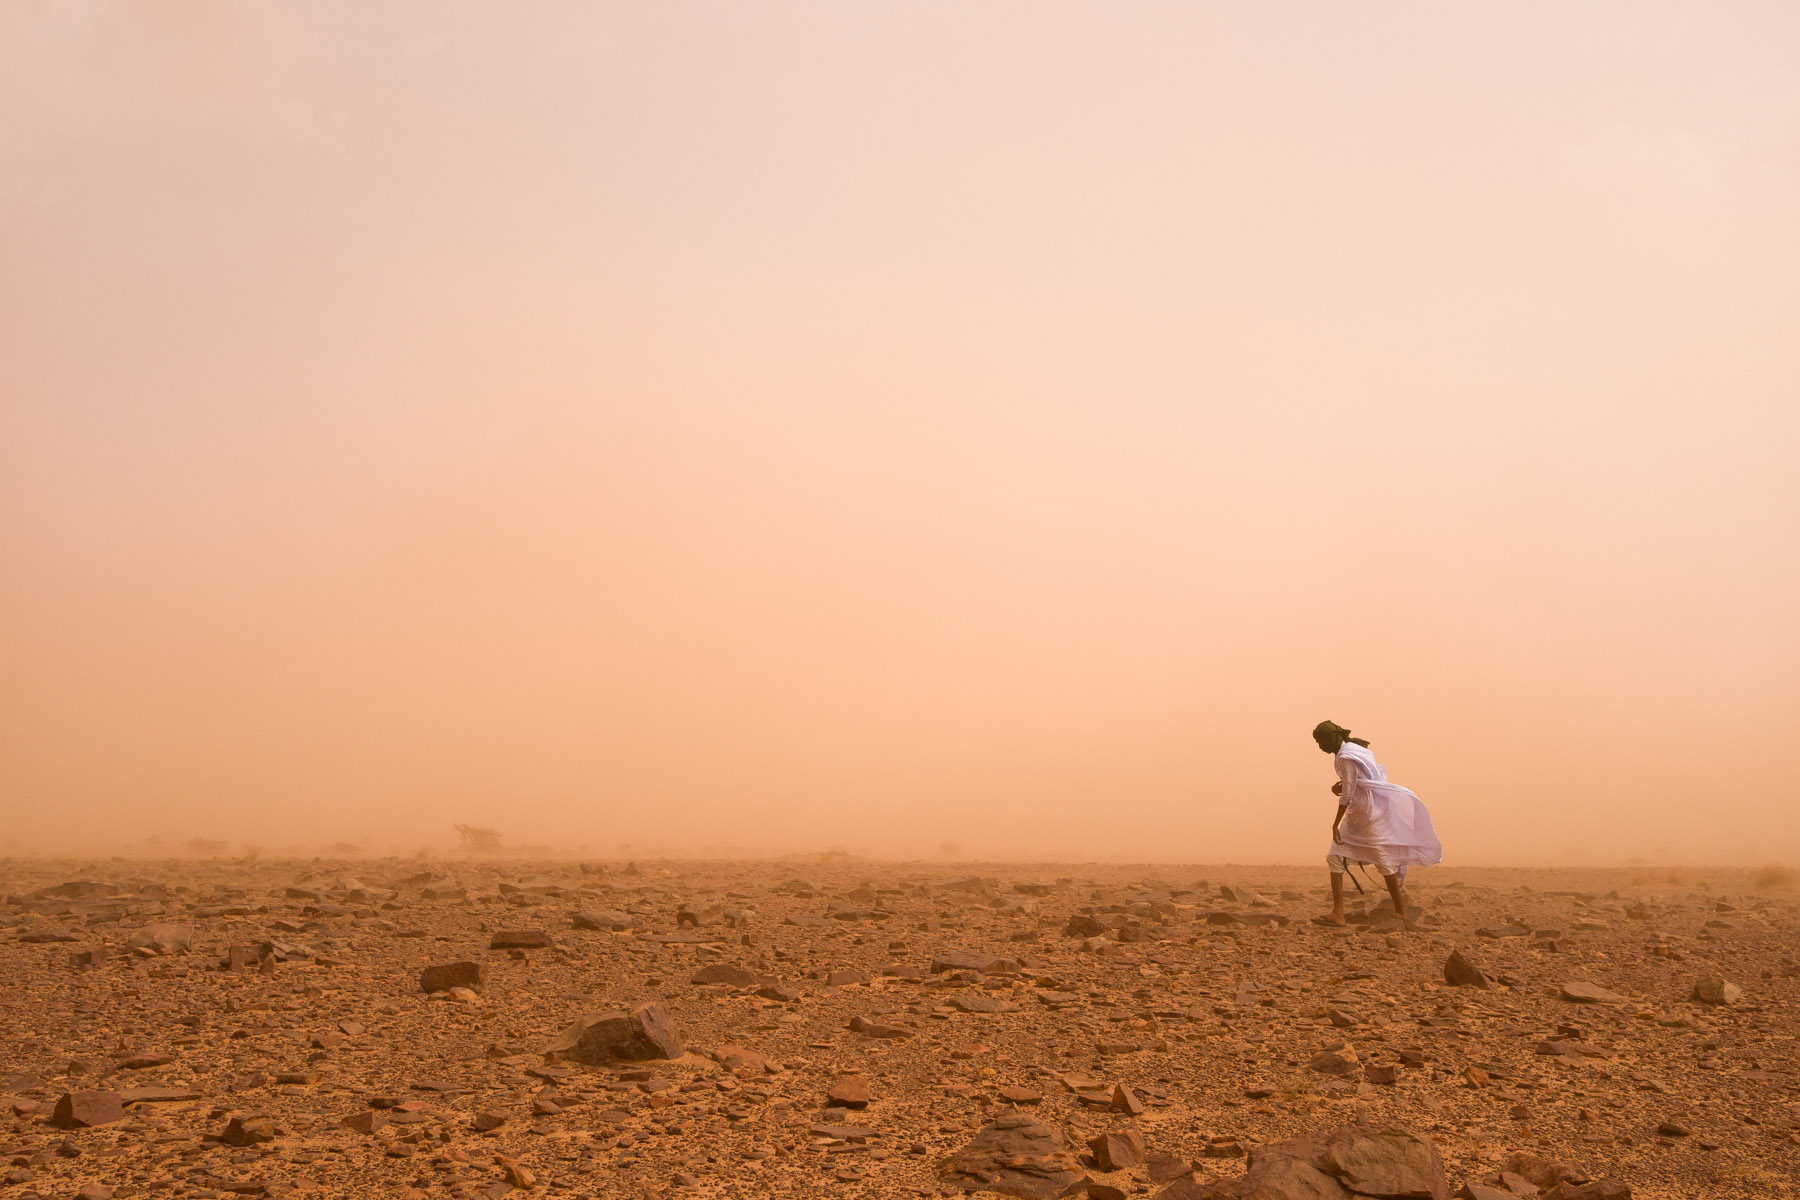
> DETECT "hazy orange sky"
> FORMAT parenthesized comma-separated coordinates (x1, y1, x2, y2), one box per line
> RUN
(3, 3, 1797, 863)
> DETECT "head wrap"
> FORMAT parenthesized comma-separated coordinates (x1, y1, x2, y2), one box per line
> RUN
(1312, 720, 1370, 751)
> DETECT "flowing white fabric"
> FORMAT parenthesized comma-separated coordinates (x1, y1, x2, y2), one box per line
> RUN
(1328, 743, 1442, 872)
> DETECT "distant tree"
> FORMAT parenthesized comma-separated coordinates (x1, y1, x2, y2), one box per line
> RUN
(454, 824, 503, 853)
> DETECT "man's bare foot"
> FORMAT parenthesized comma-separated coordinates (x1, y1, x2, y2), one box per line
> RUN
(1314, 913, 1348, 926)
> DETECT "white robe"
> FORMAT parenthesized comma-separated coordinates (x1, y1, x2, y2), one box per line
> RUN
(1328, 743, 1442, 871)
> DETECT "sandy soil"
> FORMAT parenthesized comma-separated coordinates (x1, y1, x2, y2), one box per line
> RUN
(1, 857, 1795, 1199)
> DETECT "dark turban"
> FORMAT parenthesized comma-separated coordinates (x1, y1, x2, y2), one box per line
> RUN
(1312, 720, 1370, 751)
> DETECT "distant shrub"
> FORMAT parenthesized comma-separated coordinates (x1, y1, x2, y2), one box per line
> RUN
(454, 825, 503, 853)
(1751, 864, 1796, 891)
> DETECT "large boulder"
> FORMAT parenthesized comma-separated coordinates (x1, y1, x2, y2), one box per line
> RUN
(1499, 1153, 1588, 1190)
(419, 961, 485, 993)
(1542, 1183, 1631, 1200)
(939, 1112, 1089, 1198)
(1089, 1129, 1146, 1171)
(1165, 1152, 1347, 1199)
(1317, 1127, 1448, 1198)
(1691, 976, 1741, 1005)
(546, 1002, 683, 1063)
(51, 1092, 124, 1129)
(1155, 1125, 1448, 1200)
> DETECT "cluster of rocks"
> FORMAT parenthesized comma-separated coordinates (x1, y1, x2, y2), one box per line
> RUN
(0, 858, 1788, 1198)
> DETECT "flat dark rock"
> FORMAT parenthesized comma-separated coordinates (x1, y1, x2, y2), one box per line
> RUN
(938, 1112, 1088, 1199)
(546, 1002, 683, 1063)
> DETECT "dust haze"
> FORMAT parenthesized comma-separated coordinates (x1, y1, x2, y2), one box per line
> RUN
(2, 3, 1797, 866)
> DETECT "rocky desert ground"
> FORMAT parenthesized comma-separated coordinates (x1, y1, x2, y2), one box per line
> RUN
(1, 856, 1795, 1200)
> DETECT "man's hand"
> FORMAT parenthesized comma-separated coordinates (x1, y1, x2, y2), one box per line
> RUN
(1331, 781, 1343, 796)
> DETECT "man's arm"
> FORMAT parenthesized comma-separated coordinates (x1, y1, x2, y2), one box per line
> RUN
(1331, 759, 1357, 843)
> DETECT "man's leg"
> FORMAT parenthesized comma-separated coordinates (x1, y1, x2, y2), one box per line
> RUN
(1382, 871, 1407, 923)
(1324, 855, 1348, 924)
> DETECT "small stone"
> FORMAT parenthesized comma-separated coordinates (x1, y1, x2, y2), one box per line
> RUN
(1559, 982, 1627, 1005)
(691, 964, 767, 987)
(341, 1110, 388, 1134)
(489, 930, 550, 950)
(124, 923, 193, 955)
(570, 909, 633, 931)
(1444, 949, 1491, 989)
(827, 969, 873, 986)
(928, 950, 1018, 975)
(120, 1087, 200, 1104)
(1308, 1043, 1361, 1077)
(221, 1114, 277, 1146)
(848, 1015, 912, 1039)
(949, 993, 1021, 1014)
(1145, 1151, 1194, 1184)
(1501, 1153, 1589, 1189)
(1110, 1083, 1144, 1115)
